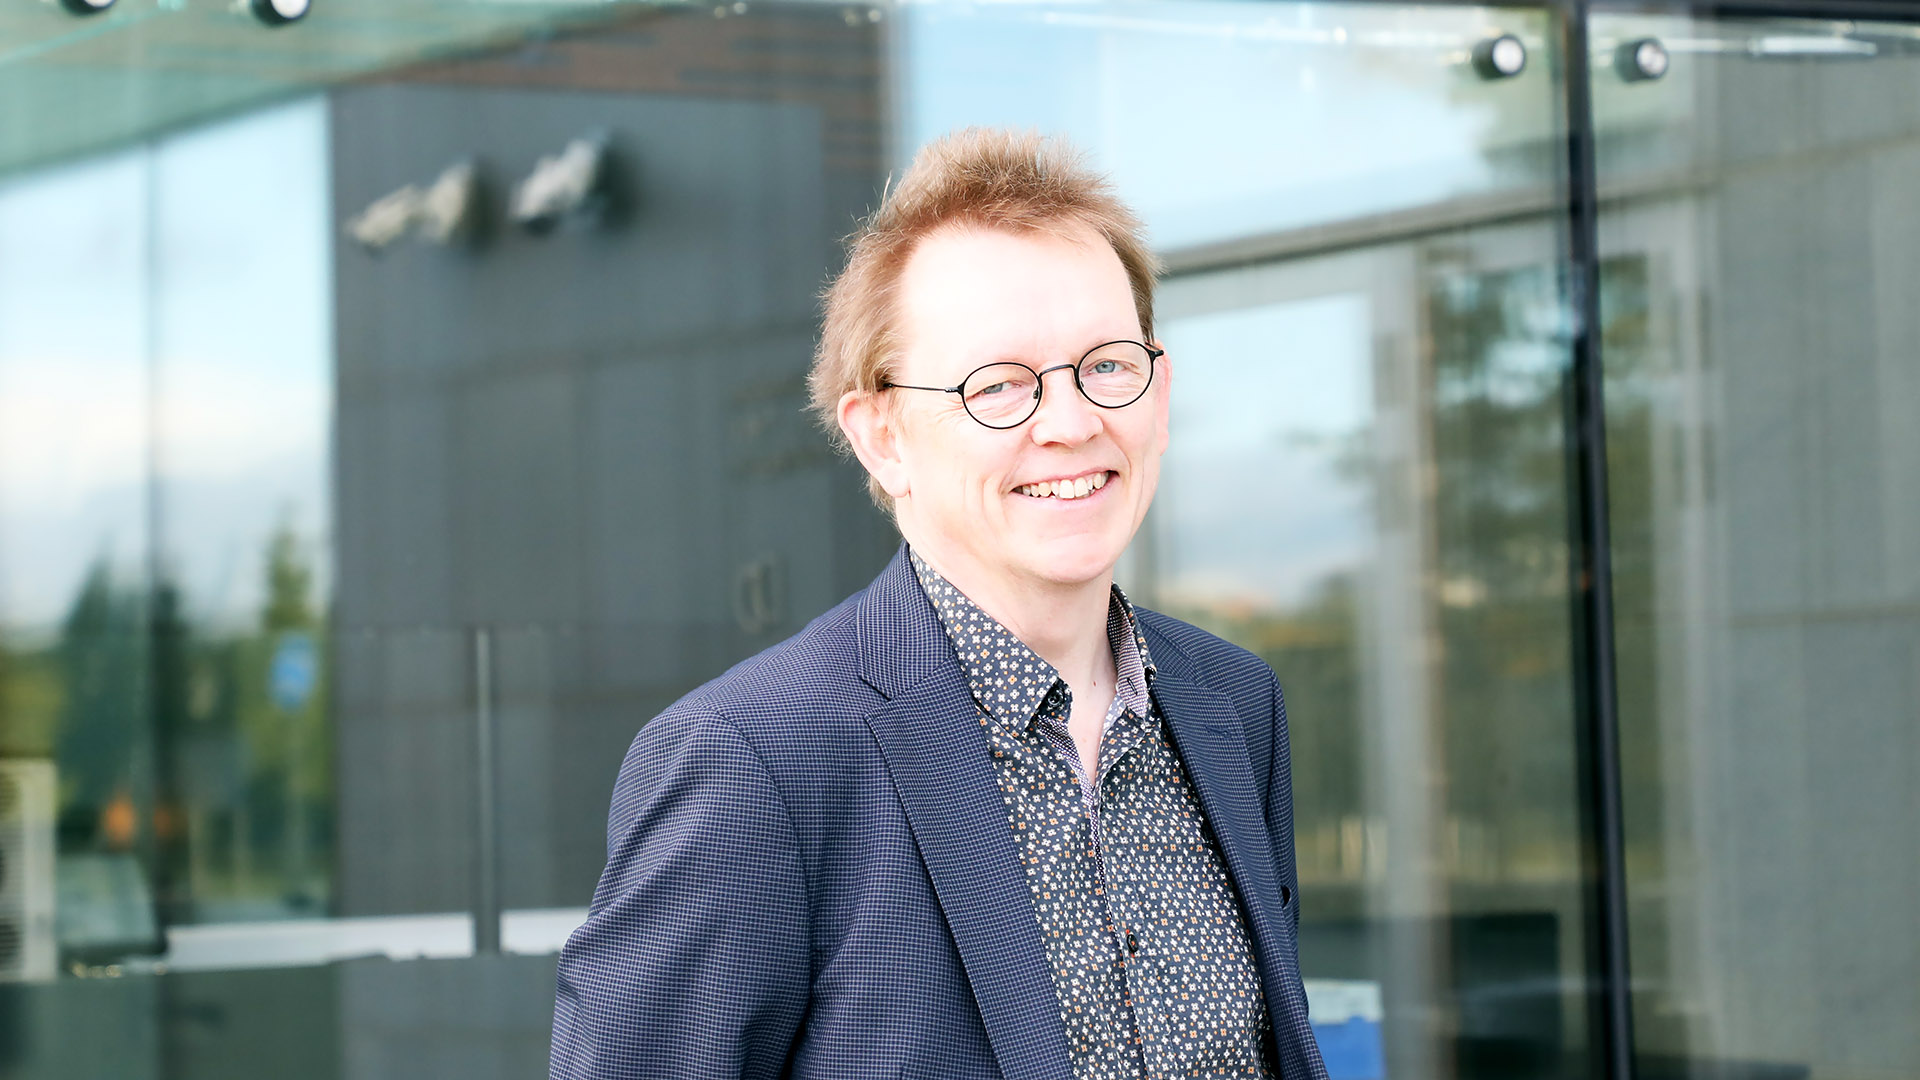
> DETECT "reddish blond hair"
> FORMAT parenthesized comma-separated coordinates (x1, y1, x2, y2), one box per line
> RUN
(809, 128, 1161, 505)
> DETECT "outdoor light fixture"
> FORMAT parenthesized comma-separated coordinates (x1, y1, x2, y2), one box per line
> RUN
(510, 135, 617, 233)
(1472, 34, 1528, 79)
(58, 0, 115, 15)
(416, 161, 482, 246)
(249, 0, 310, 26)
(347, 160, 483, 253)
(1616, 37, 1670, 81)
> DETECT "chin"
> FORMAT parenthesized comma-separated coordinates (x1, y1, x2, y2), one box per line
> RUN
(1021, 536, 1125, 587)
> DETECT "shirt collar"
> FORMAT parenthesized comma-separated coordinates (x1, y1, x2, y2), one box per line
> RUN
(909, 547, 1155, 737)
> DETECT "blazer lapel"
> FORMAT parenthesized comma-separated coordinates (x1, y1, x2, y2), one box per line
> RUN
(1148, 657, 1305, 1065)
(857, 549, 1076, 1080)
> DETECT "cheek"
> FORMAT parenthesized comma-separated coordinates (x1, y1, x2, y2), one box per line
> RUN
(1120, 414, 1167, 470)
(912, 433, 1013, 510)
(900, 417, 967, 487)
(1125, 433, 1165, 511)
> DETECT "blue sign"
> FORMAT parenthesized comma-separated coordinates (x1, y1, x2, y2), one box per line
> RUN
(270, 632, 318, 713)
(1305, 980, 1385, 1080)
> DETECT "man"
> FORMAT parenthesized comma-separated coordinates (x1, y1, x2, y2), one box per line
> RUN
(551, 129, 1328, 1080)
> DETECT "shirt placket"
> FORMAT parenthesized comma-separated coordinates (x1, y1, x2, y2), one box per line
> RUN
(1037, 689, 1159, 1080)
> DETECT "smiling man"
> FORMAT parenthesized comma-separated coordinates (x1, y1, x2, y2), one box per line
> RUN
(550, 129, 1328, 1080)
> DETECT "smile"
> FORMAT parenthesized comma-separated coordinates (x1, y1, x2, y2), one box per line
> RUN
(1014, 471, 1112, 501)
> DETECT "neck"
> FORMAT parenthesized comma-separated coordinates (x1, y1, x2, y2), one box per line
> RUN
(905, 535, 1114, 682)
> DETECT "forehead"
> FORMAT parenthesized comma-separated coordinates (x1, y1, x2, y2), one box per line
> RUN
(895, 223, 1137, 363)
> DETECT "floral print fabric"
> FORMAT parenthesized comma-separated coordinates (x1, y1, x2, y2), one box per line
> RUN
(910, 550, 1273, 1080)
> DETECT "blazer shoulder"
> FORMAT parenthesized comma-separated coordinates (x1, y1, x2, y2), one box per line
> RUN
(649, 589, 877, 742)
(1135, 607, 1279, 692)
(1135, 608, 1288, 798)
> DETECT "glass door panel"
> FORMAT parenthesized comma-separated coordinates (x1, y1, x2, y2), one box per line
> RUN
(1151, 218, 1594, 1080)
(1594, 11, 1920, 1080)
(898, 0, 1562, 253)
(1, 2, 1593, 1078)
(0, 149, 158, 977)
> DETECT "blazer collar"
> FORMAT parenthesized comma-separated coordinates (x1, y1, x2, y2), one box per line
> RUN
(855, 545, 949, 701)
(1139, 621, 1313, 1080)
(856, 545, 1077, 1080)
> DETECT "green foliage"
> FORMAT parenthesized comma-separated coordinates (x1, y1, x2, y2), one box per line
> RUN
(0, 632, 60, 758)
(1425, 258, 1579, 855)
(53, 560, 149, 824)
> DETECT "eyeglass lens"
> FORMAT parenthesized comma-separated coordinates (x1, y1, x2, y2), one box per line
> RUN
(961, 341, 1154, 427)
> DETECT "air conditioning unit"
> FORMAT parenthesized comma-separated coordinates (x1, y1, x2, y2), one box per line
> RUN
(0, 759, 57, 981)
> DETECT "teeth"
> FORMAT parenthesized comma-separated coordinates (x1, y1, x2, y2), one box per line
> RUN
(1017, 472, 1111, 499)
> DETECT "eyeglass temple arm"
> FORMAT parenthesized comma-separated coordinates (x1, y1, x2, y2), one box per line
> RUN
(879, 381, 964, 394)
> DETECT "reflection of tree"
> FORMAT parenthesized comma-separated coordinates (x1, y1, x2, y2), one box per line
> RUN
(1425, 257, 1578, 883)
(30, 519, 333, 923)
(1159, 572, 1364, 888)
(1595, 256, 1664, 881)
(152, 577, 192, 916)
(1155, 252, 1590, 897)
(53, 560, 148, 851)
(1593, 255, 1691, 1048)
(176, 519, 331, 914)
(262, 527, 315, 633)
(252, 522, 331, 910)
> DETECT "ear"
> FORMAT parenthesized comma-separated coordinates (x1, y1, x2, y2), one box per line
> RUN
(1150, 341, 1172, 455)
(838, 389, 913, 499)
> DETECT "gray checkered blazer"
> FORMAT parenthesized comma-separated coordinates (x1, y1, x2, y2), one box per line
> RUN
(551, 546, 1328, 1080)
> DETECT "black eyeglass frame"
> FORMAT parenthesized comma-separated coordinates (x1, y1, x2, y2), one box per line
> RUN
(880, 340, 1165, 430)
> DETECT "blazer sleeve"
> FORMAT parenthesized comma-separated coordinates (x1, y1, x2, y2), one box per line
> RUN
(550, 706, 811, 1080)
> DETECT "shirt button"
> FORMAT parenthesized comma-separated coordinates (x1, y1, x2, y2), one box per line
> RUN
(1125, 929, 1139, 955)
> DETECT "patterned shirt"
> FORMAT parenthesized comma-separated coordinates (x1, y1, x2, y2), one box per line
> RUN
(910, 551, 1272, 1080)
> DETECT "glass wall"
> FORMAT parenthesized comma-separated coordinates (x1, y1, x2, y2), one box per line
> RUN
(0, 1, 1913, 1079)
(1592, 11, 1920, 1080)
(0, 131, 157, 974)
(900, 7, 1597, 1077)
(1147, 223, 1591, 1080)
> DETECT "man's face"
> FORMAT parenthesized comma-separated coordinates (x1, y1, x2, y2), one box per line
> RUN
(878, 224, 1170, 592)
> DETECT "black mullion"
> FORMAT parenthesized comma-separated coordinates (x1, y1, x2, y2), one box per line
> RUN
(1554, 3, 1638, 1080)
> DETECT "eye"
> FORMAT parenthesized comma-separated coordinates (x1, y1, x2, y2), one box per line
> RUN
(963, 364, 1037, 406)
(1088, 359, 1122, 375)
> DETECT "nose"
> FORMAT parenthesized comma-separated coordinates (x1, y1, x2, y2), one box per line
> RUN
(1027, 362, 1101, 446)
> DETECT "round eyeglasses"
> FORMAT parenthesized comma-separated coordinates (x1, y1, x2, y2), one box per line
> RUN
(881, 340, 1163, 430)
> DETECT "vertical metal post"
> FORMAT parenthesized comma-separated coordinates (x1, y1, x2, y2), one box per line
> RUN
(140, 142, 172, 926)
(472, 626, 501, 955)
(1555, 4, 1636, 1079)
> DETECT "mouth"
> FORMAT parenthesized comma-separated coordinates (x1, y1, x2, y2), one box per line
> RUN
(1013, 470, 1114, 502)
